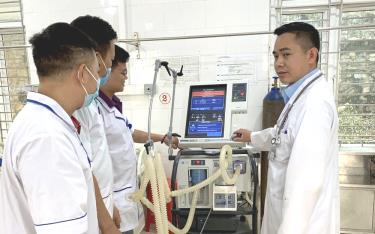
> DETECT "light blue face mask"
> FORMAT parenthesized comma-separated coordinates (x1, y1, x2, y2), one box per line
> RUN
(100, 67, 111, 87)
(81, 66, 100, 107)
(98, 55, 111, 87)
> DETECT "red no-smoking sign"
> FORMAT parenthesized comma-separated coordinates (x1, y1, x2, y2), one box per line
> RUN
(159, 93, 171, 104)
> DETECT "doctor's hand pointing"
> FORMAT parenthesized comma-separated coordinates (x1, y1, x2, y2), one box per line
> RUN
(232, 129, 252, 142)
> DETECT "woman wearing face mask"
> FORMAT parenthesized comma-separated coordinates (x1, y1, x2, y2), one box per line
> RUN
(71, 15, 121, 234)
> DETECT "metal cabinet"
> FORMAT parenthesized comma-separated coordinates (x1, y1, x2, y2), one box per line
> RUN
(340, 153, 375, 234)
(340, 186, 375, 233)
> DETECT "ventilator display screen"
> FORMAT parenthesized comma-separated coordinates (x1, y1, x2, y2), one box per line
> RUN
(185, 84, 226, 138)
(189, 169, 208, 186)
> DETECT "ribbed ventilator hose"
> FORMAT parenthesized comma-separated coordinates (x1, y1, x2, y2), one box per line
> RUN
(170, 169, 221, 197)
(220, 145, 241, 184)
(141, 190, 199, 234)
(131, 172, 149, 202)
(168, 190, 198, 234)
(133, 145, 240, 234)
(155, 152, 172, 201)
(145, 153, 165, 233)
(155, 153, 169, 232)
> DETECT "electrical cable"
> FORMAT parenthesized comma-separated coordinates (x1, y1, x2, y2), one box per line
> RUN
(199, 208, 212, 234)
(132, 145, 241, 234)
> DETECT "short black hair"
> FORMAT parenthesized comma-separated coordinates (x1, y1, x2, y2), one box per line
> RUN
(274, 22, 320, 62)
(71, 15, 117, 55)
(29, 22, 97, 78)
(112, 45, 130, 67)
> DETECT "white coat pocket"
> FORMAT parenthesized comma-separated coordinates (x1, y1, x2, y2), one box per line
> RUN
(274, 127, 293, 163)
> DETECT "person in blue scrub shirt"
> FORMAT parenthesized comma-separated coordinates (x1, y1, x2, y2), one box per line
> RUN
(233, 22, 339, 234)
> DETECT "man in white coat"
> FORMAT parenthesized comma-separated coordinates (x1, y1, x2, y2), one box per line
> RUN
(97, 45, 180, 234)
(233, 22, 339, 234)
(0, 23, 100, 234)
(71, 15, 121, 233)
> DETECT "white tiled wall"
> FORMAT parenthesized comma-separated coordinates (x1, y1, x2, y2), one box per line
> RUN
(120, 0, 270, 134)
(22, 0, 123, 84)
(22, 0, 272, 153)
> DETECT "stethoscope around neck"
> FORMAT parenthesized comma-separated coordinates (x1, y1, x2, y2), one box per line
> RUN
(271, 72, 323, 146)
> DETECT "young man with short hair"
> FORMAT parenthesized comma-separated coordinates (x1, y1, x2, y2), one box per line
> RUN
(71, 15, 121, 232)
(98, 45, 179, 234)
(233, 22, 339, 233)
(0, 22, 100, 234)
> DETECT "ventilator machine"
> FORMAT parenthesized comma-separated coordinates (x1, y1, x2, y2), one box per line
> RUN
(132, 59, 258, 234)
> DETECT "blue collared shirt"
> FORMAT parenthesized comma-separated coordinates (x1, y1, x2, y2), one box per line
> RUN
(281, 68, 319, 103)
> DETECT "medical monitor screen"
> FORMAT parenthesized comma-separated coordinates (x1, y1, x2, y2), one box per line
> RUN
(185, 84, 226, 138)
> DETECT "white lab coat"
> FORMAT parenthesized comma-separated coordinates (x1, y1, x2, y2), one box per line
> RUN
(96, 96, 143, 232)
(252, 70, 340, 234)
(0, 92, 99, 234)
(74, 100, 114, 215)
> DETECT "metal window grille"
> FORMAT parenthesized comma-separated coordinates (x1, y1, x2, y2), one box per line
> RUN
(0, 0, 29, 144)
(281, 12, 329, 76)
(338, 9, 375, 144)
(271, 0, 375, 146)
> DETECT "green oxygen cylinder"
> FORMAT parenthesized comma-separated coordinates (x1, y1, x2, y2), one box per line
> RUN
(260, 76, 285, 219)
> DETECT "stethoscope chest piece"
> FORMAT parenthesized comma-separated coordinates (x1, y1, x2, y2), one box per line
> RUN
(271, 137, 281, 145)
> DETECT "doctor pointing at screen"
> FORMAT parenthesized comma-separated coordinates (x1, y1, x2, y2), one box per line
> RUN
(233, 22, 340, 234)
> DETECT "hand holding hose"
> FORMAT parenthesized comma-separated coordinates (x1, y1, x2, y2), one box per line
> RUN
(161, 133, 181, 149)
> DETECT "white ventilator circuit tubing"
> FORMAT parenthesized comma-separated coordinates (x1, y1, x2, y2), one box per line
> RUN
(146, 152, 166, 233)
(132, 145, 241, 234)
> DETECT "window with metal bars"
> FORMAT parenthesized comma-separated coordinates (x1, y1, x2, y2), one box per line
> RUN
(0, 0, 29, 145)
(281, 12, 329, 76)
(338, 9, 375, 144)
(274, 3, 375, 146)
